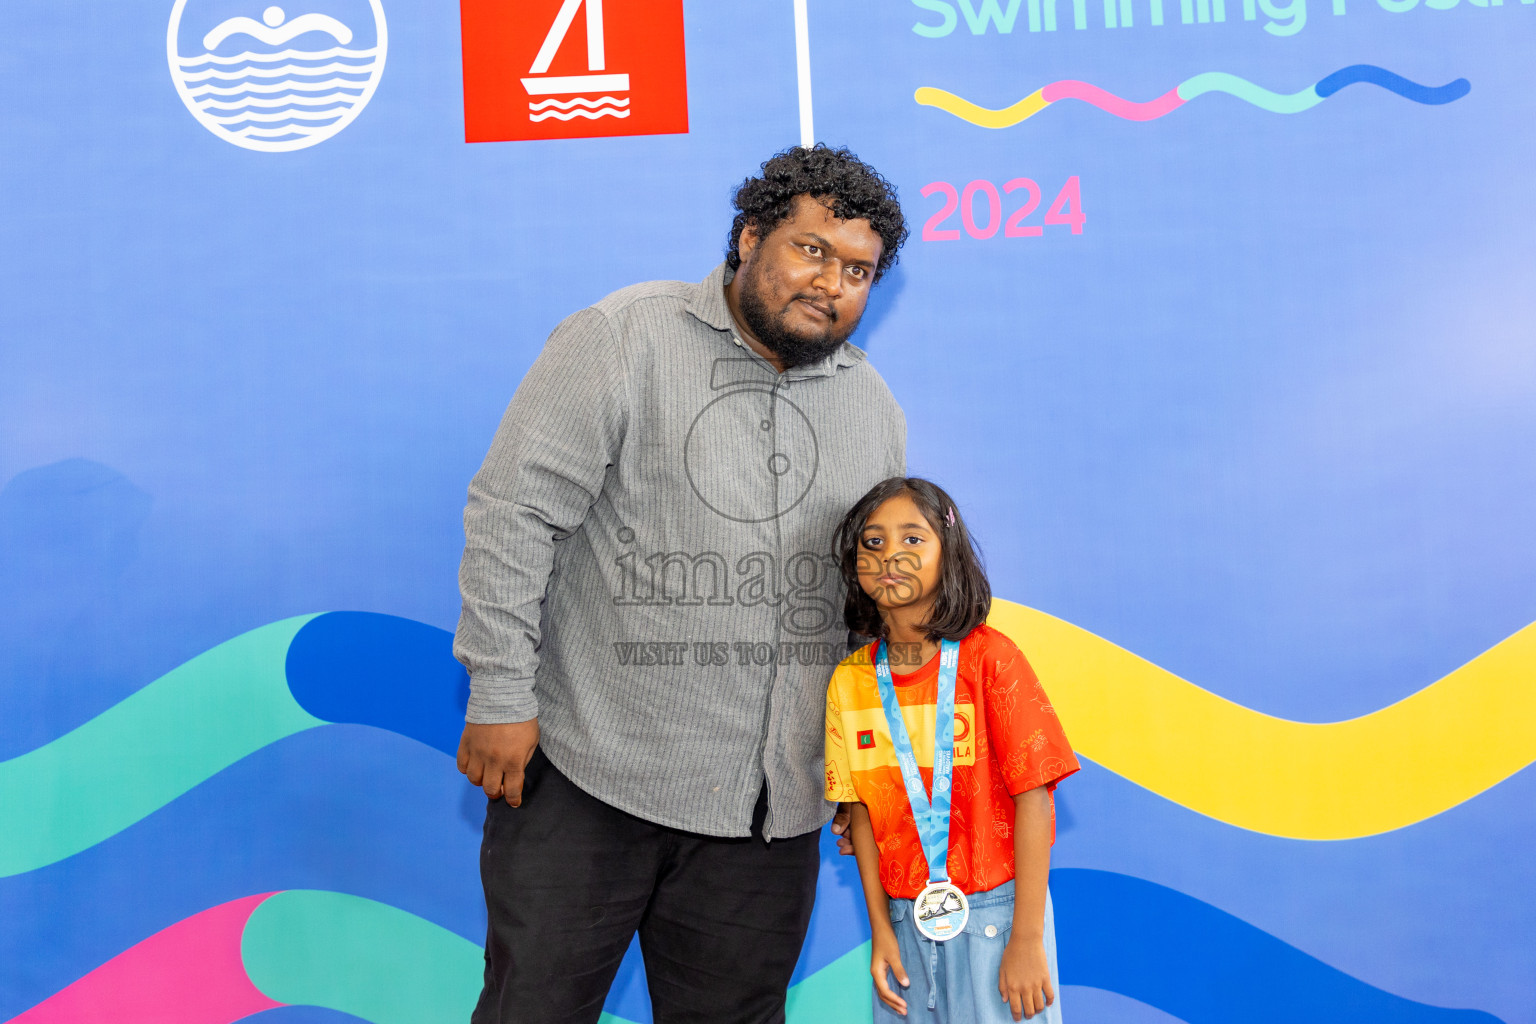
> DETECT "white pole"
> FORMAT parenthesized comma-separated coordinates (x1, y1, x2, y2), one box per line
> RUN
(793, 0, 814, 147)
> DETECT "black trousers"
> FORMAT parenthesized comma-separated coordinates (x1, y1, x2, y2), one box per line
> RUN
(471, 748, 822, 1024)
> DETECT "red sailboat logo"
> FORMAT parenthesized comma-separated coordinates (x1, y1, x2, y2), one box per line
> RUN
(522, 0, 629, 125)
(461, 0, 688, 143)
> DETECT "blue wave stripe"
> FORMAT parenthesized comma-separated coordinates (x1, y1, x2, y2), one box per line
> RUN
(238, 1008, 367, 1023)
(1313, 65, 1471, 104)
(286, 612, 468, 758)
(1052, 869, 1504, 1024)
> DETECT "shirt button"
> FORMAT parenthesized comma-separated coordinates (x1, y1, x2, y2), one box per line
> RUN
(984, 925, 998, 938)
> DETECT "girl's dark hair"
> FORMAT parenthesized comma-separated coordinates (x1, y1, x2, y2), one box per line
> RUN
(833, 477, 991, 642)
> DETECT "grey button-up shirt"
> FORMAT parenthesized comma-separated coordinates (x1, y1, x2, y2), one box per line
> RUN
(454, 262, 906, 837)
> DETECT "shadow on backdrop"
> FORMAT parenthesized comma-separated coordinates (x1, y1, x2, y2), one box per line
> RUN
(0, 459, 152, 756)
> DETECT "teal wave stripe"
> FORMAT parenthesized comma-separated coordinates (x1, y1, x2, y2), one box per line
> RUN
(240, 889, 861, 1024)
(786, 942, 874, 1024)
(243, 890, 485, 1024)
(1176, 72, 1323, 113)
(0, 616, 322, 877)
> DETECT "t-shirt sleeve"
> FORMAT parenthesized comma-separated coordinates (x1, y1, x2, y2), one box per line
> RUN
(982, 634, 1080, 797)
(824, 668, 858, 802)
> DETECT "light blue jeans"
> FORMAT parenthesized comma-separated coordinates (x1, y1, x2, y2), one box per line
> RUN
(873, 880, 1063, 1024)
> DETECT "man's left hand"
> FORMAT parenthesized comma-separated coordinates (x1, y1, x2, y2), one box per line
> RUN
(831, 802, 854, 855)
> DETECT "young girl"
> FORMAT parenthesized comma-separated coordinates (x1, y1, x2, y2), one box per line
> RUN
(824, 477, 1079, 1022)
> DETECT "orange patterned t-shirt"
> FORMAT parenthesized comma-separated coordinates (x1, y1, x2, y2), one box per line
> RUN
(824, 623, 1079, 899)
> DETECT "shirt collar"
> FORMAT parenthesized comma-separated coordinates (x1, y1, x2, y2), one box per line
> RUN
(686, 262, 869, 380)
(685, 261, 737, 332)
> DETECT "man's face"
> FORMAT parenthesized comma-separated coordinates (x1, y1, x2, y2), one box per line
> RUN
(734, 194, 884, 369)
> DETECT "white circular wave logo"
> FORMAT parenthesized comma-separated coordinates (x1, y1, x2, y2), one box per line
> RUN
(167, 0, 387, 152)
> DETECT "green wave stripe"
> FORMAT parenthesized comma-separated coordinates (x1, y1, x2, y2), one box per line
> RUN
(244, 891, 485, 1024)
(0, 616, 322, 877)
(241, 890, 870, 1024)
(787, 942, 875, 1024)
(1176, 72, 1323, 113)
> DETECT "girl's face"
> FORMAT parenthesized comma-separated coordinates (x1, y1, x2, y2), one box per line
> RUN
(856, 492, 943, 616)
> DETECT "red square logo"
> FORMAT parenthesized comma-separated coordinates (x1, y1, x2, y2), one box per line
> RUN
(857, 730, 875, 750)
(460, 0, 689, 143)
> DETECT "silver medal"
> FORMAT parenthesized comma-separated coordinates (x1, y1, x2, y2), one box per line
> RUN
(913, 879, 970, 942)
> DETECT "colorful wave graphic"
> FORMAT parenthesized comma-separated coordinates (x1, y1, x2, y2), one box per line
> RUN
(0, 726, 483, 1020)
(10, 891, 482, 1024)
(0, 611, 466, 878)
(9, 874, 1501, 1024)
(915, 65, 1471, 128)
(8, 893, 284, 1024)
(4, 888, 852, 1024)
(990, 600, 1536, 839)
(0, 725, 861, 1020)
(1051, 870, 1502, 1024)
(4, 600, 1534, 878)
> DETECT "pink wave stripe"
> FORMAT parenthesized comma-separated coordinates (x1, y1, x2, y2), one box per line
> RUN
(1041, 80, 1185, 121)
(11, 893, 284, 1024)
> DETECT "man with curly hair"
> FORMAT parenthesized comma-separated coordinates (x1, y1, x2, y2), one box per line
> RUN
(454, 144, 909, 1023)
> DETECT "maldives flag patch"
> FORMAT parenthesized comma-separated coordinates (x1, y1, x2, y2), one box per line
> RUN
(857, 730, 876, 750)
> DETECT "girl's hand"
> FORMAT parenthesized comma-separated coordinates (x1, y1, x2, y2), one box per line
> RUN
(870, 929, 910, 1016)
(999, 935, 1054, 1020)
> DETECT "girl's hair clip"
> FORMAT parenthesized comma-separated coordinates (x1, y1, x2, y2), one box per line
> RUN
(945, 506, 956, 527)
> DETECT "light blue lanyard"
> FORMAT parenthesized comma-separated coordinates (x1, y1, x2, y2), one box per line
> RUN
(874, 638, 960, 884)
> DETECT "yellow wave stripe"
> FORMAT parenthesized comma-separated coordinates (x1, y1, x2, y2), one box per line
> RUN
(987, 599, 1536, 840)
(914, 86, 1048, 128)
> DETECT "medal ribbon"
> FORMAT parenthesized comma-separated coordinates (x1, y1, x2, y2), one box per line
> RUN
(874, 638, 960, 884)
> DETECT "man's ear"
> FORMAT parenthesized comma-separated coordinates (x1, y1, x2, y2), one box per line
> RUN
(737, 218, 762, 263)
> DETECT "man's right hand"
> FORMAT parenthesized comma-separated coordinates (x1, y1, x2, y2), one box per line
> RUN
(457, 720, 541, 807)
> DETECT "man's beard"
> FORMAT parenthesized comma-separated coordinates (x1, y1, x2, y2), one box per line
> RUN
(737, 264, 860, 370)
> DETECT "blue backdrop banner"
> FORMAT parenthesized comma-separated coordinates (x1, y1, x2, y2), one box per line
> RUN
(2, 0, 1533, 1021)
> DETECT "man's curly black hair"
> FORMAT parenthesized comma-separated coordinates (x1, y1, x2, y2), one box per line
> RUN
(726, 144, 908, 283)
